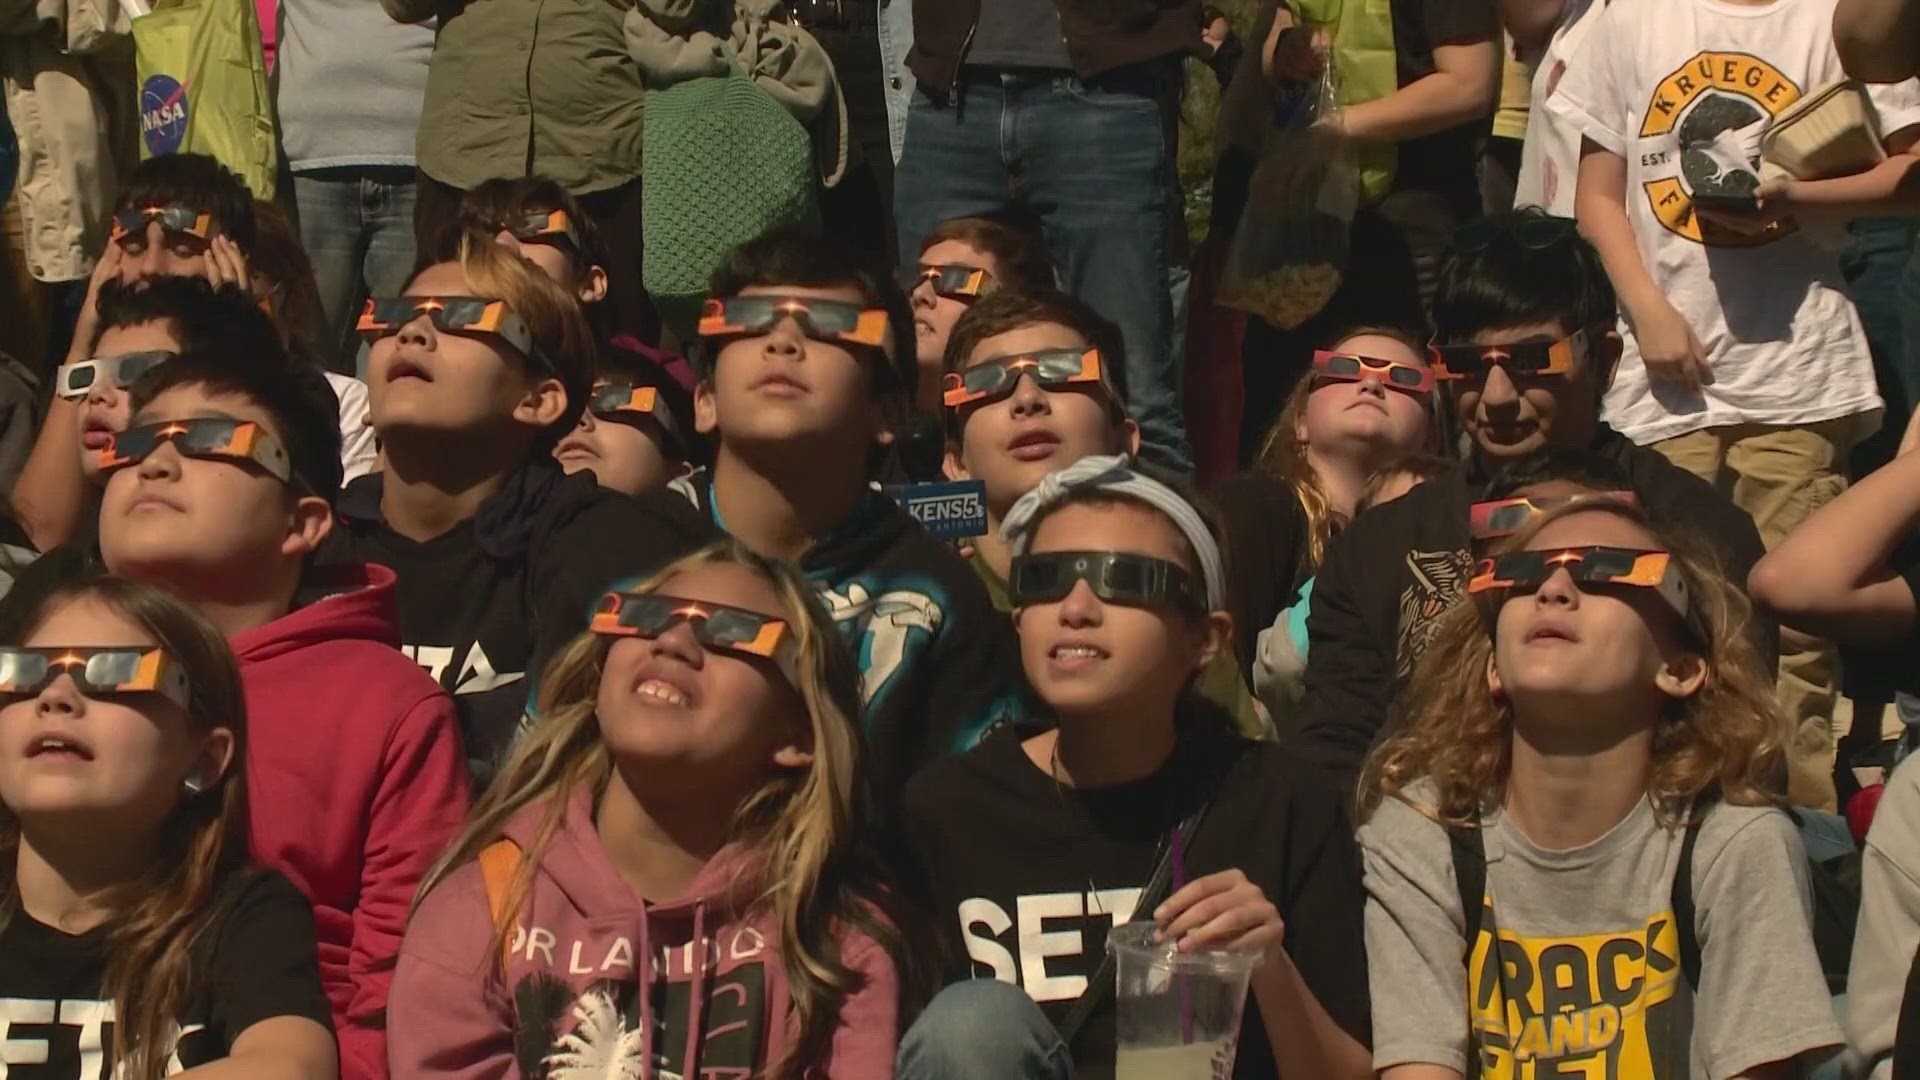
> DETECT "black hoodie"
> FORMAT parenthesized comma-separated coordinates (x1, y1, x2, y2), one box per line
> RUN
(318, 462, 716, 781)
(1293, 426, 1775, 791)
(678, 471, 1024, 811)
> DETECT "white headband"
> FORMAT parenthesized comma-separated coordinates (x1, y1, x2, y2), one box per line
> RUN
(999, 454, 1227, 611)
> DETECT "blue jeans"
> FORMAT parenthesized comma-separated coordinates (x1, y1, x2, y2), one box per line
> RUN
(898, 980, 1074, 1080)
(1841, 218, 1920, 475)
(292, 167, 418, 377)
(895, 70, 1192, 475)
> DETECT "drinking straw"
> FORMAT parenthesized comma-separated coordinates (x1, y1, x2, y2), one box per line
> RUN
(1171, 827, 1194, 1043)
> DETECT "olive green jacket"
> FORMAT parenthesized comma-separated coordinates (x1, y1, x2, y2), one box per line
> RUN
(383, 0, 645, 194)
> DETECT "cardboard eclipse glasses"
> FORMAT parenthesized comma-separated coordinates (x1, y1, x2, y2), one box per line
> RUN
(1311, 349, 1434, 394)
(697, 295, 891, 351)
(1469, 491, 1640, 540)
(1430, 329, 1588, 381)
(1468, 546, 1689, 620)
(900, 263, 994, 301)
(0, 646, 190, 708)
(591, 592, 798, 683)
(357, 296, 548, 369)
(56, 350, 173, 400)
(111, 205, 212, 242)
(943, 348, 1111, 410)
(96, 418, 296, 485)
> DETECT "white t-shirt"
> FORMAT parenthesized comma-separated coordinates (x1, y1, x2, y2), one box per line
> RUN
(1548, 0, 1920, 445)
(324, 371, 378, 483)
(1515, 0, 1608, 216)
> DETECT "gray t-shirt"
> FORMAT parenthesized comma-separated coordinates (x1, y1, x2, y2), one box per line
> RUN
(967, 0, 1073, 72)
(1359, 786, 1841, 1079)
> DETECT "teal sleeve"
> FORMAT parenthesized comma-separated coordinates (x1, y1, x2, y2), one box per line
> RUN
(1288, 576, 1317, 660)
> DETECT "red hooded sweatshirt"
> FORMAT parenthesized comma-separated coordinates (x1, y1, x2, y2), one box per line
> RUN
(233, 563, 470, 1080)
(388, 787, 901, 1079)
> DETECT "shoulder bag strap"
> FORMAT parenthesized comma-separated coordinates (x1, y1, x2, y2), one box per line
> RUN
(1448, 825, 1489, 1080)
(1056, 801, 1214, 1049)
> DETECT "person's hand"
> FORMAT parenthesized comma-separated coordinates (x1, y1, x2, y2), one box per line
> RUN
(1694, 181, 1794, 237)
(1265, 24, 1328, 82)
(67, 241, 124, 364)
(1152, 869, 1285, 961)
(1631, 300, 1712, 391)
(205, 234, 251, 294)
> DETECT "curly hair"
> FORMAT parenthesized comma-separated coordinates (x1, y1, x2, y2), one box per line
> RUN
(1358, 500, 1784, 829)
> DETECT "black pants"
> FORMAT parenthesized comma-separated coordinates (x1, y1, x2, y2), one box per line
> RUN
(810, 23, 897, 267)
(413, 170, 660, 347)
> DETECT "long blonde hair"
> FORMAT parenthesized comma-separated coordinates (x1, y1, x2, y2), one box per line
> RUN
(414, 540, 925, 1078)
(1359, 501, 1783, 828)
(0, 575, 252, 1080)
(1255, 325, 1435, 575)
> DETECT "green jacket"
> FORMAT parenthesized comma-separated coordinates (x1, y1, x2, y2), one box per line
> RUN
(970, 552, 1275, 742)
(384, 0, 644, 194)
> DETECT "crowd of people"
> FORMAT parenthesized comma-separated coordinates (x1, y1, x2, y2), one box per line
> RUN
(8, 0, 1920, 1077)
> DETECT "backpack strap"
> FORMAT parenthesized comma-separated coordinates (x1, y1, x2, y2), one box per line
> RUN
(1447, 826, 1488, 1080)
(478, 838, 523, 967)
(1448, 825, 1487, 955)
(1669, 808, 1707, 990)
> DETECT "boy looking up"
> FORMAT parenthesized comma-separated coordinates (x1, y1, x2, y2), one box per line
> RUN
(685, 226, 1022, 806)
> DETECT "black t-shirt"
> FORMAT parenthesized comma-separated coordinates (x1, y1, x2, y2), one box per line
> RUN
(0, 869, 332, 1077)
(1387, 0, 1499, 212)
(318, 463, 715, 783)
(901, 721, 1371, 1079)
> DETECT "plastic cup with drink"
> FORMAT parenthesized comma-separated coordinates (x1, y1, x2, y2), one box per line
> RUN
(1108, 921, 1261, 1080)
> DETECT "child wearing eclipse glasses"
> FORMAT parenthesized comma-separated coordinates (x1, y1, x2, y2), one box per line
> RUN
(897, 455, 1372, 1080)
(679, 225, 1020, 816)
(322, 235, 712, 786)
(938, 287, 1268, 739)
(1288, 211, 1772, 796)
(0, 575, 339, 1079)
(84, 341, 469, 1080)
(390, 542, 922, 1079)
(1358, 498, 1840, 1080)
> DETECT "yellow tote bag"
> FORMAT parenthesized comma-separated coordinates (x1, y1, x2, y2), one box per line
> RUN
(132, 0, 276, 199)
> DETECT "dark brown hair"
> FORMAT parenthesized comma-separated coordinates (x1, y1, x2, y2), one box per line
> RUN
(247, 199, 338, 374)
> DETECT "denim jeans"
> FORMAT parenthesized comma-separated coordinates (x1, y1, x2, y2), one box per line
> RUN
(1841, 218, 1920, 475)
(292, 167, 418, 376)
(897, 980, 1074, 1080)
(895, 69, 1193, 474)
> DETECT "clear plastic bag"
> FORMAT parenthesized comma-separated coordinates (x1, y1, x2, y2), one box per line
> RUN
(1218, 58, 1358, 330)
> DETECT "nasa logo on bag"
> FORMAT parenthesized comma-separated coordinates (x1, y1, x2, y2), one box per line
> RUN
(140, 75, 189, 156)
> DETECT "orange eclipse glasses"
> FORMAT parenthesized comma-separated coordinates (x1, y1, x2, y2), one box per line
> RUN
(591, 592, 798, 683)
(1468, 545, 1688, 619)
(97, 418, 296, 485)
(0, 646, 190, 708)
(1311, 349, 1434, 394)
(942, 348, 1111, 410)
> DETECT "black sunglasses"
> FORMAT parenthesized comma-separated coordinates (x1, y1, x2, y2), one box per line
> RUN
(1009, 551, 1204, 613)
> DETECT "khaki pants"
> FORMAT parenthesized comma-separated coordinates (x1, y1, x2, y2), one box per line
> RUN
(1654, 414, 1877, 811)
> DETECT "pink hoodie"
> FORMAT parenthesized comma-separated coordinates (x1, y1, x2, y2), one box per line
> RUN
(388, 788, 901, 1079)
(233, 563, 470, 1080)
